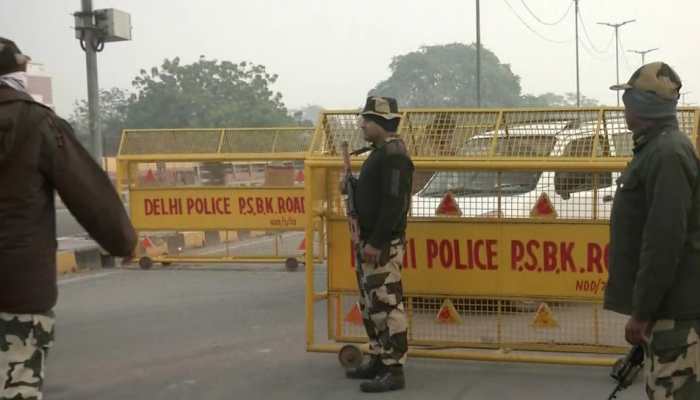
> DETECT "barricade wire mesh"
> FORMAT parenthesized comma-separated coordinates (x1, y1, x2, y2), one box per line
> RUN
(310, 109, 697, 159)
(120, 127, 314, 155)
(336, 294, 627, 353)
(128, 160, 305, 188)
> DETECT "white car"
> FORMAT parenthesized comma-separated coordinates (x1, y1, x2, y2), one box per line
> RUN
(411, 118, 633, 220)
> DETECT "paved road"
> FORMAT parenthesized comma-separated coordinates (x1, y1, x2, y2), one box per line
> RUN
(44, 265, 643, 400)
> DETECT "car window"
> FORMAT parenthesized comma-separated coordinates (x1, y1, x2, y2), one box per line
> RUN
(419, 135, 556, 197)
(463, 135, 557, 157)
(554, 136, 613, 198)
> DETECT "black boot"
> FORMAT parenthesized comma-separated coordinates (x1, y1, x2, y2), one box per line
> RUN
(346, 356, 384, 380)
(359, 365, 405, 393)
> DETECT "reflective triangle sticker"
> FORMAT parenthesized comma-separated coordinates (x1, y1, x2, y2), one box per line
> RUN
(144, 169, 156, 183)
(530, 192, 558, 218)
(435, 299, 462, 324)
(531, 302, 559, 328)
(436, 191, 463, 217)
(345, 302, 364, 326)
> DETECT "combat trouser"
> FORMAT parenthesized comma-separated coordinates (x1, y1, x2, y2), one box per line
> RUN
(644, 319, 700, 399)
(356, 238, 408, 366)
(0, 312, 54, 400)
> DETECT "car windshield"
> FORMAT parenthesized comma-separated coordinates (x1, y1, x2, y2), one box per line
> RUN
(419, 135, 556, 197)
(420, 171, 542, 197)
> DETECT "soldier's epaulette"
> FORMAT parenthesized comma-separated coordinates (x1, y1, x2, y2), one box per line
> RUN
(384, 138, 408, 157)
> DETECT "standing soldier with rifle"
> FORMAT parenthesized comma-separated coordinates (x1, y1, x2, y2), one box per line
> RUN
(605, 63, 700, 399)
(341, 96, 414, 393)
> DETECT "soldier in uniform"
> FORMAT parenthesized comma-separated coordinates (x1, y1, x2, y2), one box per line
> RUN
(0, 38, 136, 399)
(605, 62, 700, 399)
(344, 96, 414, 392)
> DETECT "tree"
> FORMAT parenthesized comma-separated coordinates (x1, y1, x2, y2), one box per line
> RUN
(125, 56, 294, 129)
(290, 104, 324, 126)
(520, 92, 600, 107)
(68, 87, 130, 156)
(370, 43, 523, 108)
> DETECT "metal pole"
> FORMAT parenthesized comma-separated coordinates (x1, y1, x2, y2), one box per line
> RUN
(82, 0, 102, 164)
(628, 48, 659, 67)
(614, 26, 620, 107)
(681, 91, 691, 106)
(476, 0, 481, 107)
(597, 20, 635, 107)
(574, 0, 580, 107)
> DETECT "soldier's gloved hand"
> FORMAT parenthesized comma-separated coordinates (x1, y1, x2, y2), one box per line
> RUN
(625, 316, 651, 345)
(362, 243, 381, 265)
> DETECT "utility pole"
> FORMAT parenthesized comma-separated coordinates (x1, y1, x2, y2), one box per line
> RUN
(476, 0, 481, 107)
(597, 19, 635, 106)
(74, 2, 131, 164)
(80, 0, 102, 163)
(681, 91, 691, 106)
(574, 0, 580, 107)
(628, 48, 659, 66)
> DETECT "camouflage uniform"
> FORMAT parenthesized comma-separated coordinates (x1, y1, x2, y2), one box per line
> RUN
(356, 238, 408, 366)
(644, 320, 700, 399)
(0, 313, 54, 400)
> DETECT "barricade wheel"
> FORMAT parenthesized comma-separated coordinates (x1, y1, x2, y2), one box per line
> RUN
(161, 253, 172, 267)
(139, 257, 153, 270)
(285, 257, 299, 271)
(338, 344, 363, 369)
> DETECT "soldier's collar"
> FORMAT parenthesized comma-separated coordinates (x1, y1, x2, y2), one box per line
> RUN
(371, 136, 400, 149)
(632, 122, 676, 152)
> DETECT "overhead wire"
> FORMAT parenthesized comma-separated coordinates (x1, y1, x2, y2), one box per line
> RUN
(579, 36, 608, 61)
(519, 0, 573, 26)
(502, 0, 572, 44)
(577, 7, 614, 54)
(617, 37, 634, 71)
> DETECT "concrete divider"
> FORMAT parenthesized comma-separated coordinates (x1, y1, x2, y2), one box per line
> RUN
(56, 250, 78, 274)
(219, 231, 239, 243)
(57, 237, 114, 273)
(204, 231, 221, 246)
(181, 231, 205, 248)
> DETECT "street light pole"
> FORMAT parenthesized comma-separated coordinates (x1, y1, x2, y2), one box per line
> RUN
(598, 19, 636, 106)
(574, 0, 580, 107)
(476, 0, 481, 107)
(628, 48, 659, 66)
(681, 91, 692, 106)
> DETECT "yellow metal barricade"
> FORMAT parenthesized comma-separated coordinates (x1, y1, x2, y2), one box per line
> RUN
(117, 127, 323, 269)
(304, 107, 700, 366)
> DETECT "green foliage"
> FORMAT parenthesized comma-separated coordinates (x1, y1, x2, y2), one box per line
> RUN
(69, 57, 298, 156)
(68, 87, 129, 156)
(126, 56, 294, 128)
(370, 43, 523, 107)
(370, 43, 600, 109)
(520, 92, 600, 107)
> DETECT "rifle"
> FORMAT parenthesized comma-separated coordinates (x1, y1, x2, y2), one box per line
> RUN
(608, 345, 644, 399)
(341, 142, 363, 270)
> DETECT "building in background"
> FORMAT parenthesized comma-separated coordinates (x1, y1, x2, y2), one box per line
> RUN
(26, 63, 54, 109)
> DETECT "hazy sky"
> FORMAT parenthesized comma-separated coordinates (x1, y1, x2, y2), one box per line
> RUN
(3, 0, 698, 118)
